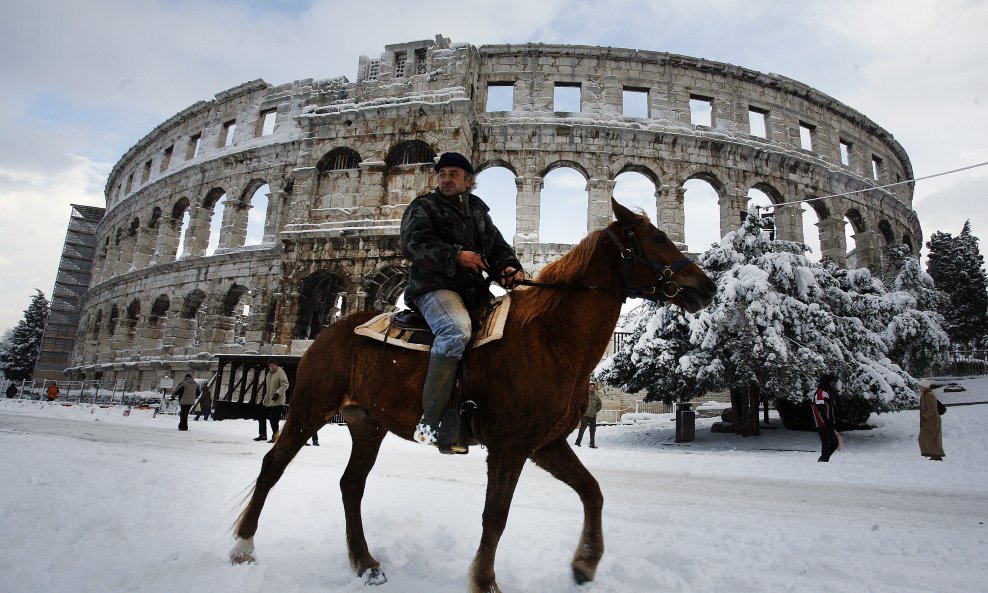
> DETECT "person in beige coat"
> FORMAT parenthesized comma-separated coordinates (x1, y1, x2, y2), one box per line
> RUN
(255, 361, 289, 443)
(574, 381, 603, 448)
(918, 378, 945, 461)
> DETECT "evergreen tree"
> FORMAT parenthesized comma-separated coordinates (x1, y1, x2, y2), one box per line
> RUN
(926, 221, 988, 347)
(0, 290, 50, 381)
(599, 208, 948, 435)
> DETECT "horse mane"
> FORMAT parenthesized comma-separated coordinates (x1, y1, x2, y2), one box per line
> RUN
(512, 228, 605, 326)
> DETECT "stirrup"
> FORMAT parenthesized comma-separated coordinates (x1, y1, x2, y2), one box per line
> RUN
(413, 422, 437, 446)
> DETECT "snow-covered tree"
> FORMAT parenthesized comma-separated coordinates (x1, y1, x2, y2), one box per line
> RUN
(600, 209, 945, 435)
(0, 290, 50, 381)
(926, 221, 988, 347)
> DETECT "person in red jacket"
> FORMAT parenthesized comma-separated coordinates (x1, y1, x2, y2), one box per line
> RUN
(812, 374, 840, 462)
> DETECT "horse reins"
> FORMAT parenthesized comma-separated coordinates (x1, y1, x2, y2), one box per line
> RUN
(513, 221, 693, 302)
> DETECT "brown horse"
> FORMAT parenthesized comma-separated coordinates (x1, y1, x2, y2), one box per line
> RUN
(230, 199, 716, 593)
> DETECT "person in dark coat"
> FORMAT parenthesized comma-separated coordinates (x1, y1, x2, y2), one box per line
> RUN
(399, 151, 524, 450)
(575, 382, 603, 448)
(918, 379, 945, 461)
(171, 374, 200, 431)
(193, 380, 211, 421)
(812, 373, 840, 462)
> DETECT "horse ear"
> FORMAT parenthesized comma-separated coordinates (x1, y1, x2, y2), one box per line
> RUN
(611, 198, 635, 223)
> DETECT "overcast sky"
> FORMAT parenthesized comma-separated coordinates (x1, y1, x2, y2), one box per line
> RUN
(1, 0, 986, 331)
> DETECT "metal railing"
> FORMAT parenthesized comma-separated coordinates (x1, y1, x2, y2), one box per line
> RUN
(1, 378, 164, 407)
(940, 349, 988, 377)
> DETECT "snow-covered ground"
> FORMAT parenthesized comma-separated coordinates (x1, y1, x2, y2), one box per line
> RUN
(2, 378, 986, 593)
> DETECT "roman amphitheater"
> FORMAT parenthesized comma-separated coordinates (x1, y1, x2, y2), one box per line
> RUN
(65, 34, 921, 389)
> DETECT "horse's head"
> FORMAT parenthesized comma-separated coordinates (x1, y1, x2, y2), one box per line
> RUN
(606, 199, 716, 313)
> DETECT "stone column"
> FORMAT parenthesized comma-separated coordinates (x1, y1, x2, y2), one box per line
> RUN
(182, 205, 211, 258)
(273, 290, 299, 347)
(153, 217, 182, 265)
(719, 186, 748, 244)
(587, 178, 616, 232)
(514, 174, 543, 244)
(850, 229, 881, 271)
(131, 226, 156, 271)
(162, 317, 198, 355)
(115, 233, 137, 276)
(287, 167, 318, 223)
(772, 203, 804, 243)
(817, 217, 847, 266)
(658, 184, 686, 246)
(219, 200, 250, 250)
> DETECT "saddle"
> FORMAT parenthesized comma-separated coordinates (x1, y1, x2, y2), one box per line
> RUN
(354, 295, 511, 352)
(354, 297, 511, 455)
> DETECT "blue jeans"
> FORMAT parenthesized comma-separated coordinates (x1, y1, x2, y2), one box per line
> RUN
(413, 289, 472, 359)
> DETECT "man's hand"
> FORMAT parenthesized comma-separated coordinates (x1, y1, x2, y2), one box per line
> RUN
(499, 266, 524, 289)
(456, 250, 487, 274)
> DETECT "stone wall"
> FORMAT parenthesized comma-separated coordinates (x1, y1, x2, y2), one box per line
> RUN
(67, 35, 920, 389)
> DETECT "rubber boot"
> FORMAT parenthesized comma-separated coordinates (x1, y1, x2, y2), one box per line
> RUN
(413, 354, 460, 446)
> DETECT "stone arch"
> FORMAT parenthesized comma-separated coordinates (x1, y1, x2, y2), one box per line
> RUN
(149, 207, 162, 229)
(107, 304, 119, 336)
(316, 147, 362, 208)
(222, 283, 252, 316)
(364, 265, 409, 311)
(475, 158, 518, 176)
(181, 289, 207, 320)
(614, 162, 659, 185)
(203, 187, 228, 256)
(149, 294, 170, 327)
(539, 162, 590, 244)
(126, 298, 141, 321)
(128, 217, 140, 237)
(92, 309, 103, 339)
(878, 220, 895, 245)
(294, 270, 348, 339)
(384, 141, 437, 206)
(242, 180, 271, 246)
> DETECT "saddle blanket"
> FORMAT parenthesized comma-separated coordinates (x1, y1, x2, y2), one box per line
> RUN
(354, 295, 511, 352)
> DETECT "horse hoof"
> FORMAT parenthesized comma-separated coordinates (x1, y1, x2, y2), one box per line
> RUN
(361, 567, 387, 585)
(229, 537, 256, 564)
(572, 566, 592, 585)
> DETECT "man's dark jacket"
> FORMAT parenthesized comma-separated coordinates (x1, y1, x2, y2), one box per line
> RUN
(400, 189, 522, 311)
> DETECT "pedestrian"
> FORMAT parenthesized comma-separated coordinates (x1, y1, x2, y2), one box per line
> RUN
(193, 380, 211, 421)
(306, 431, 320, 446)
(6, 382, 18, 398)
(574, 381, 603, 448)
(812, 373, 840, 462)
(46, 382, 60, 401)
(399, 151, 524, 452)
(256, 360, 289, 443)
(171, 374, 200, 431)
(918, 379, 945, 461)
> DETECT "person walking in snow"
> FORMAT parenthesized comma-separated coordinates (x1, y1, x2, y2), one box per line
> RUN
(193, 380, 211, 421)
(171, 373, 200, 431)
(812, 374, 840, 462)
(399, 151, 524, 451)
(574, 381, 603, 448)
(256, 360, 289, 443)
(918, 379, 945, 461)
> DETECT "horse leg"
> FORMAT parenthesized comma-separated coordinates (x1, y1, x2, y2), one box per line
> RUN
(529, 439, 604, 584)
(469, 449, 527, 593)
(230, 411, 312, 563)
(340, 406, 388, 584)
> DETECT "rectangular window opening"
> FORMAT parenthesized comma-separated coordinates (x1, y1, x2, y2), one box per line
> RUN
(689, 95, 713, 127)
(623, 88, 649, 118)
(141, 159, 152, 184)
(872, 155, 883, 181)
(414, 48, 428, 74)
(485, 83, 514, 112)
(394, 52, 407, 78)
(258, 110, 277, 136)
(839, 140, 852, 166)
(220, 120, 236, 147)
(799, 122, 815, 151)
(748, 107, 767, 138)
(124, 173, 134, 194)
(367, 59, 381, 80)
(186, 133, 202, 160)
(161, 145, 173, 171)
(554, 83, 581, 113)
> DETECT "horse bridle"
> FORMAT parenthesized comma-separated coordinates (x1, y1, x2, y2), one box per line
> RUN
(516, 220, 693, 302)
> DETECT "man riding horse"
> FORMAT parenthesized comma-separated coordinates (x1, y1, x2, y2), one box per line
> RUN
(399, 151, 524, 450)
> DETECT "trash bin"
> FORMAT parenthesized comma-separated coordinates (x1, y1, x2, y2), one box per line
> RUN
(675, 402, 695, 443)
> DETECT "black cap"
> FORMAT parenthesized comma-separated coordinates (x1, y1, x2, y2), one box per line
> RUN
(434, 151, 474, 175)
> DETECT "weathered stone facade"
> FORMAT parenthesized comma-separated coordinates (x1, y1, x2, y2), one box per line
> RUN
(67, 35, 920, 389)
